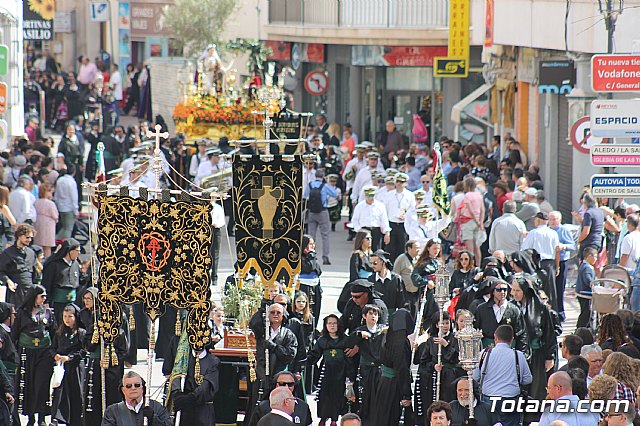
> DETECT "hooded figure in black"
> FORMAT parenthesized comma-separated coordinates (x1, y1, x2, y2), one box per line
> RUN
(456, 275, 499, 315)
(509, 274, 556, 401)
(41, 238, 82, 325)
(12, 285, 54, 426)
(371, 308, 413, 426)
(82, 287, 129, 425)
(50, 303, 85, 426)
(339, 279, 389, 334)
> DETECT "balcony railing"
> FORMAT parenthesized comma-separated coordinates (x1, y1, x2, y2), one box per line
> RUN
(268, 0, 449, 29)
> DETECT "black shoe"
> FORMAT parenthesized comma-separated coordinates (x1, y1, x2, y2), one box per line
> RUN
(346, 235, 354, 241)
(331, 223, 336, 232)
(323, 256, 331, 265)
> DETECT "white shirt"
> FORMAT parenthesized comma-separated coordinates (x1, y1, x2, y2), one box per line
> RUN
(211, 202, 225, 229)
(351, 199, 390, 234)
(493, 301, 507, 322)
(195, 160, 224, 186)
(9, 186, 36, 224)
(521, 224, 560, 260)
(375, 269, 392, 282)
(189, 153, 208, 178)
(270, 408, 293, 422)
(351, 167, 374, 204)
(110, 70, 123, 101)
(125, 399, 143, 414)
(382, 189, 415, 223)
(55, 174, 79, 215)
(489, 213, 527, 253)
(406, 217, 451, 248)
(620, 230, 640, 270)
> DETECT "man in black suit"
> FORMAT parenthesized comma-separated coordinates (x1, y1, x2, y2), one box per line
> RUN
(474, 279, 529, 356)
(449, 377, 496, 426)
(256, 386, 295, 425)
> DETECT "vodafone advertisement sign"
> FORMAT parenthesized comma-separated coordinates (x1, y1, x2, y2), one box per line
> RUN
(591, 54, 640, 92)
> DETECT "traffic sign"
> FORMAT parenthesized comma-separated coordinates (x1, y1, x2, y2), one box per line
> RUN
(291, 44, 301, 70)
(591, 145, 640, 166)
(591, 174, 640, 197)
(90, 2, 110, 22)
(590, 100, 640, 137)
(570, 116, 609, 154)
(304, 70, 329, 96)
(591, 54, 640, 92)
(434, 58, 468, 77)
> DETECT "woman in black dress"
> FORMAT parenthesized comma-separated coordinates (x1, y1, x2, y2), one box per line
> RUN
(293, 291, 316, 393)
(448, 250, 478, 296)
(411, 239, 442, 330)
(50, 304, 85, 426)
(349, 230, 373, 282)
(12, 285, 54, 426)
(307, 314, 355, 425)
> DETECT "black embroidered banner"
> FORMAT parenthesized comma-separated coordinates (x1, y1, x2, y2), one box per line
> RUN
(232, 155, 303, 287)
(96, 194, 213, 350)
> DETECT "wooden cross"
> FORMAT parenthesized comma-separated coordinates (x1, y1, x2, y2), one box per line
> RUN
(251, 176, 282, 239)
(146, 237, 161, 268)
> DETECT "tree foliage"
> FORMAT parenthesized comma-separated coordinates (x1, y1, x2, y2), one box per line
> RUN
(226, 39, 272, 75)
(162, 0, 239, 56)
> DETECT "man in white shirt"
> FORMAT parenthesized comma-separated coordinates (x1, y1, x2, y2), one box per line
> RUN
(381, 173, 415, 262)
(351, 185, 391, 252)
(55, 165, 79, 239)
(406, 206, 450, 248)
(619, 214, 640, 271)
(489, 201, 527, 254)
(521, 211, 561, 310)
(8, 176, 36, 225)
(110, 63, 123, 123)
(351, 152, 381, 206)
(195, 149, 227, 186)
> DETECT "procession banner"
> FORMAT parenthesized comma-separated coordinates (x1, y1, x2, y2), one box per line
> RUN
(96, 192, 213, 350)
(269, 112, 304, 154)
(232, 155, 304, 287)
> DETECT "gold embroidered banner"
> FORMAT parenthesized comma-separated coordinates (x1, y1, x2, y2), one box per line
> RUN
(96, 194, 214, 350)
(232, 155, 304, 287)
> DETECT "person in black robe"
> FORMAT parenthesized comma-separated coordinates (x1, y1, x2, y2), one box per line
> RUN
(81, 288, 128, 425)
(299, 235, 323, 321)
(509, 274, 556, 401)
(410, 240, 442, 330)
(414, 311, 464, 425)
(49, 303, 85, 426)
(339, 279, 389, 334)
(41, 238, 82, 325)
(292, 292, 316, 394)
(473, 279, 529, 356)
(0, 303, 18, 382)
(246, 302, 297, 421)
(168, 349, 220, 426)
(449, 377, 496, 426)
(368, 250, 405, 315)
(350, 304, 384, 425)
(273, 294, 307, 400)
(371, 308, 413, 426)
(307, 314, 355, 423)
(0, 226, 37, 307)
(12, 285, 54, 426)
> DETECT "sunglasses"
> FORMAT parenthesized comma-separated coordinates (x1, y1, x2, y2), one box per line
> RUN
(495, 288, 508, 292)
(277, 382, 295, 388)
(372, 261, 380, 265)
(351, 293, 365, 299)
(124, 383, 142, 389)
(365, 236, 371, 240)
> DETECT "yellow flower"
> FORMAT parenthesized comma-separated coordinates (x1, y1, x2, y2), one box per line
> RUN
(39, 0, 55, 20)
(28, 0, 45, 14)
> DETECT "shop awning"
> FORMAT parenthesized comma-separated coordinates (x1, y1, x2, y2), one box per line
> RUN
(451, 83, 494, 125)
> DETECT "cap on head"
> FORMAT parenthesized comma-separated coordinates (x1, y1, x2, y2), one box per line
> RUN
(535, 211, 549, 221)
(395, 173, 409, 183)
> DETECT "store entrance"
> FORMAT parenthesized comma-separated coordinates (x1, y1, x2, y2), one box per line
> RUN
(382, 91, 431, 144)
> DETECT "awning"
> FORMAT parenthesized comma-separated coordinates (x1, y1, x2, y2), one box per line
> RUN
(451, 83, 494, 125)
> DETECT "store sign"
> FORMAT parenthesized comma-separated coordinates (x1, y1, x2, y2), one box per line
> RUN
(538, 60, 575, 94)
(90, 2, 110, 22)
(433, 0, 469, 78)
(23, 0, 55, 40)
(0, 45, 7, 76)
(351, 46, 448, 67)
(130, 2, 170, 37)
(434, 58, 468, 77)
(305, 44, 325, 63)
(591, 54, 640, 92)
(591, 145, 640, 167)
(0, 83, 7, 114)
(265, 41, 291, 61)
(591, 174, 640, 197)
(590, 100, 640, 137)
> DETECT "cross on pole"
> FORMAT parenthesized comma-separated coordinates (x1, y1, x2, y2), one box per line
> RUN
(146, 124, 169, 191)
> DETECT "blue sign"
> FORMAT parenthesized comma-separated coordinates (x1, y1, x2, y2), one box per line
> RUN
(591, 174, 640, 197)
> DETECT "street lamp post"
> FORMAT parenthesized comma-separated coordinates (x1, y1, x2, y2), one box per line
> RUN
(455, 317, 483, 419)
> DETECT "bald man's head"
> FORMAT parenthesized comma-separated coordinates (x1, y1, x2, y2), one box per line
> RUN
(547, 371, 573, 399)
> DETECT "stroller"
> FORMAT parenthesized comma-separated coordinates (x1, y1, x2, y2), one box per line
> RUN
(591, 277, 629, 331)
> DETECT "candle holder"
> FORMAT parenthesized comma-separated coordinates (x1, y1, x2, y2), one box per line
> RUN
(455, 317, 483, 419)
(434, 264, 450, 401)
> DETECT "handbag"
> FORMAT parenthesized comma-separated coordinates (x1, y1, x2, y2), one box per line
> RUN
(442, 222, 457, 242)
(51, 361, 65, 388)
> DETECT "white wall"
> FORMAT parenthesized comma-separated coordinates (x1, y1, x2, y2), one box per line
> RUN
(492, 0, 640, 53)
